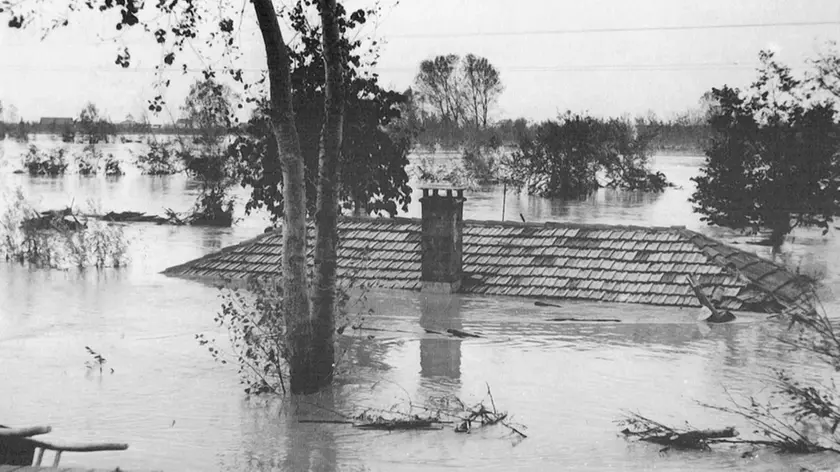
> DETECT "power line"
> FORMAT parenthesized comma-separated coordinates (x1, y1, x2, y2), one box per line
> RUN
(0, 61, 790, 74)
(5, 19, 839, 47)
(388, 20, 840, 39)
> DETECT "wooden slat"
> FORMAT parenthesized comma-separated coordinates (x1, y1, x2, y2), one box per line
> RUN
(0, 427, 51, 438)
(0, 467, 154, 472)
(24, 440, 128, 453)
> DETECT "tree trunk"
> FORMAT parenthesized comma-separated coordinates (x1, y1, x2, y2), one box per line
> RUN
(252, 0, 313, 394)
(767, 211, 791, 251)
(307, 0, 345, 393)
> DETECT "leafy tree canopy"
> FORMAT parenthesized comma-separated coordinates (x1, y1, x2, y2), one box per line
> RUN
(181, 78, 238, 145)
(510, 112, 670, 199)
(231, 3, 412, 220)
(691, 51, 840, 246)
(77, 102, 114, 144)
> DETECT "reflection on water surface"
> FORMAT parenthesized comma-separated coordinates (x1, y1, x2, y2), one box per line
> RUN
(2, 140, 840, 470)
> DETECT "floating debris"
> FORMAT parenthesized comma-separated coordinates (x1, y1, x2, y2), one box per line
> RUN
(618, 411, 737, 452)
(549, 317, 621, 323)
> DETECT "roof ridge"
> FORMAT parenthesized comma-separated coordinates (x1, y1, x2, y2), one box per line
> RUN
(678, 228, 813, 309)
(678, 228, 789, 269)
(268, 216, 687, 232)
(464, 218, 686, 231)
(161, 230, 278, 276)
(338, 215, 421, 225)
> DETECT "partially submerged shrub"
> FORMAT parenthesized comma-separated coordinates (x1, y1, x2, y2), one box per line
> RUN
(75, 145, 100, 176)
(181, 146, 237, 227)
(198, 272, 372, 396)
(512, 113, 671, 199)
(135, 139, 180, 175)
(415, 156, 480, 190)
(191, 185, 234, 227)
(0, 189, 128, 269)
(462, 146, 500, 186)
(23, 145, 69, 176)
(104, 154, 123, 176)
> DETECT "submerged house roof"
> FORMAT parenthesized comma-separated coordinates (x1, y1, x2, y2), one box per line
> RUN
(39, 117, 74, 127)
(163, 218, 813, 312)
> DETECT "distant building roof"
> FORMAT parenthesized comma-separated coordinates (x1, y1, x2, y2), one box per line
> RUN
(163, 218, 814, 312)
(39, 117, 74, 126)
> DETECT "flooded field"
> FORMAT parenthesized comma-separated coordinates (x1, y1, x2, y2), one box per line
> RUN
(1, 136, 840, 471)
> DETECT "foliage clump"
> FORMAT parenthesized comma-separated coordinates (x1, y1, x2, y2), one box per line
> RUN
(231, 5, 412, 220)
(414, 156, 480, 190)
(74, 145, 100, 175)
(0, 189, 128, 269)
(411, 53, 504, 149)
(135, 139, 181, 175)
(179, 78, 239, 226)
(691, 51, 840, 247)
(198, 274, 372, 396)
(509, 112, 670, 199)
(103, 153, 123, 176)
(77, 102, 116, 145)
(22, 145, 69, 176)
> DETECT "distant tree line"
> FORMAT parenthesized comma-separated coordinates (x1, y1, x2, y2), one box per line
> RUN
(0, 101, 242, 143)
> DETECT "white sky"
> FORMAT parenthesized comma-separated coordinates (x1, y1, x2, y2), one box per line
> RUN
(1, 0, 839, 123)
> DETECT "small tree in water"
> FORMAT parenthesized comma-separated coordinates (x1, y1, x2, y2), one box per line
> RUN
(179, 78, 240, 226)
(510, 112, 670, 199)
(77, 102, 114, 145)
(198, 274, 371, 395)
(691, 51, 840, 249)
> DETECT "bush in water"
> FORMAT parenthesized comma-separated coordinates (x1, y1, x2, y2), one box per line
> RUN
(511, 112, 671, 199)
(0, 188, 128, 269)
(135, 139, 180, 175)
(22, 145, 69, 176)
(73, 145, 123, 177)
(198, 273, 372, 396)
(190, 185, 234, 227)
(74, 145, 100, 176)
(180, 146, 237, 226)
(414, 156, 480, 191)
(104, 153, 123, 176)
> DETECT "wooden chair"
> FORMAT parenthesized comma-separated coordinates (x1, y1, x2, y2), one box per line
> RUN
(0, 424, 128, 467)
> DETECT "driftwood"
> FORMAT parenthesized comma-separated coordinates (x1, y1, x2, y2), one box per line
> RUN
(454, 384, 527, 438)
(549, 317, 621, 322)
(424, 328, 482, 338)
(0, 426, 51, 437)
(93, 208, 230, 227)
(619, 412, 737, 451)
(687, 275, 736, 323)
(100, 211, 169, 224)
(296, 384, 526, 439)
(446, 328, 481, 338)
(21, 209, 86, 232)
(353, 416, 444, 431)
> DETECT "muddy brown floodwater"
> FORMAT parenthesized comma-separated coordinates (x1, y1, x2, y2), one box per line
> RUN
(1, 137, 840, 471)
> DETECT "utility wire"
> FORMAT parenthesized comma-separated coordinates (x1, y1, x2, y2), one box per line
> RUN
(0, 61, 795, 73)
(4, 19, 839, 46)
(387, 20, 840, 39)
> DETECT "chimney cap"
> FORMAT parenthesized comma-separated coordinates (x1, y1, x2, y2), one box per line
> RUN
(417, 182, 467, 191)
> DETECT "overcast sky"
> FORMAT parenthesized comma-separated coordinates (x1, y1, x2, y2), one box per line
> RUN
(1, 0, 839, 123)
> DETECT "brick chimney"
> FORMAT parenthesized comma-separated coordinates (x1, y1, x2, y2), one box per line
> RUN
(419, 184, 466, 293)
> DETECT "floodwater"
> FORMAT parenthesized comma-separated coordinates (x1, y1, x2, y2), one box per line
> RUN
(1, 136, 840, 471)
